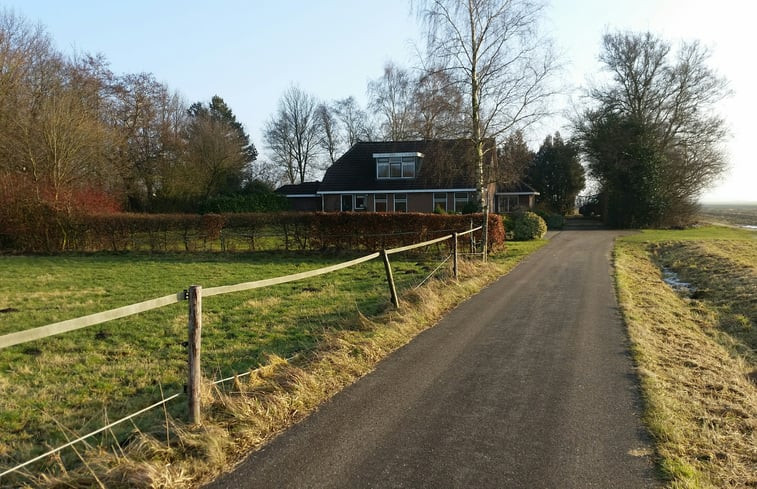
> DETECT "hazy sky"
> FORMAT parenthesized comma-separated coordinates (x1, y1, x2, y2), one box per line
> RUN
(4, 0, 754, 202)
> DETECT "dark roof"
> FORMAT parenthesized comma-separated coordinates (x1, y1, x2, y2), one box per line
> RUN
(275, 181, 320, 196)
(496, 182, 539, 194)
(318, 139, 495, 193)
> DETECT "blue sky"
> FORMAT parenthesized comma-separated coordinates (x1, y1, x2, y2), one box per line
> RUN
(4, 0, 754, 202)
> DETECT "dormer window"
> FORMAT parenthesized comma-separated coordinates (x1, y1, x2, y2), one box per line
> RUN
(374, 152, 423, 179)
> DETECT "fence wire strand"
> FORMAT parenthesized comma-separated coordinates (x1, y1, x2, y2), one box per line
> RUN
(1, 225, 483, 479)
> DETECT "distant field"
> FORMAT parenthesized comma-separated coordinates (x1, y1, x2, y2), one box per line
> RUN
(698, 203, 757, 227)
(0, 242, 545, 486)
(615, 227, 756, 488)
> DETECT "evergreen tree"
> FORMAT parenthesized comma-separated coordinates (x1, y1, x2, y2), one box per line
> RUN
(527, 133, 585, 215)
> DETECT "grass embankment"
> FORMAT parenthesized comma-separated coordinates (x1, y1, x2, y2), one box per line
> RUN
(0, 241, 545, 488)
(615, 226, 756, 488)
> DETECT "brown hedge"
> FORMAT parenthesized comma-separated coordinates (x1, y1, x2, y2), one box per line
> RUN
(0, 211, 504, 253)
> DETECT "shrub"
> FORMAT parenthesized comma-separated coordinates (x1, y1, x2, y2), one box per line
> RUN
(511, 211, 547, 240)
(460, 200, 480, 214)
(198, 192, 289, 213)
(535, 210, 565, 230)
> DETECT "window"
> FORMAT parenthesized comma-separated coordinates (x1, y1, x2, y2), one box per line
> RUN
(341, 194, 353, 212)
(376, 158, 390, 178)
(498, 195, 520, 212)
(401, 156, 416, 178)
(375, 193, 387, 212)
(394, 193, 407, 212)
(433, 192, 447, 212)
(390, 158, 402, 177)
(355, 194, 367, 211)
(454, 192, 470, 212)
(375, 152, 421, 179)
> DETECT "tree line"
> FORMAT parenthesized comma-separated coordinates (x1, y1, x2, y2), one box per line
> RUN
(262, 1, 729, 229)
(0, 10, 263, 215)
(0, 2, 730, 228)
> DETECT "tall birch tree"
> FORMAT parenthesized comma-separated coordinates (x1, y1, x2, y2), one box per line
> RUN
(419, 0, 557, 257)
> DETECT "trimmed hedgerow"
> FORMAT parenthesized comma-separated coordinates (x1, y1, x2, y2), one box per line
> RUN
(1, 212, 505, 253)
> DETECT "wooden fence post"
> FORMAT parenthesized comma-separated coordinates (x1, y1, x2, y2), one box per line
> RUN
(453, 232, 459, 280)
(381, 250, 400, 308)
(482, 212, 488, 263)
(187, 285, 202, 425)
(469, 220, 474, 254)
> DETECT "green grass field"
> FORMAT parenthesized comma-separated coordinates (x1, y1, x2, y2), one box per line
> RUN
(0, 252, 430, 466)
(0, 241, 545, 485)
(614, 226, 756, 488)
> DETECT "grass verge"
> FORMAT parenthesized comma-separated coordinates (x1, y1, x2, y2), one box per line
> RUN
(614, 226, 756, 488)
(0, 240, 546, 488)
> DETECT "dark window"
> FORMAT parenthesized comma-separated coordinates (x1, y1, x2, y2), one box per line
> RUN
(376, 158, 390, 178)
(433, 192, 447, 212)
(401, 156, 416, 178)
(499, 195, 521, 212)
(454, 192, 469, 212)
(394, 193, 407, 212)
(376, 155, 418, 179)
(375, 193, 387, 212)
(355, 194, 367, 211)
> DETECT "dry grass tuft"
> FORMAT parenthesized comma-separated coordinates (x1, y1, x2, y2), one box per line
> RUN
(615, 240, 757, 488)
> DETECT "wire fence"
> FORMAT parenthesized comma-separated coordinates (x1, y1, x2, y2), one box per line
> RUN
(0, 226, 481, 481)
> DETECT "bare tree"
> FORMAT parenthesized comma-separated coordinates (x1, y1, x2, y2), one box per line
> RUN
(178, 96, 255, 202)
(419, 0, 558, 257)
(575, 32, 730, 227)
(107, 72, 185, 209)
(317, 103, 340, 164)
(0, 12, 113, 208)
(264, 86, 323, 184)
(333, 96, 373, 146)
(368, 62, 416, 140)
(411, 68, 466, 139)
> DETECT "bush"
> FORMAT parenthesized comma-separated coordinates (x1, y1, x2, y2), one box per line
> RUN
(460, 200, 480, 214)
(535, 210, 565, 230)
(511, 211, 547, 240)
(198, 192, 289, 214)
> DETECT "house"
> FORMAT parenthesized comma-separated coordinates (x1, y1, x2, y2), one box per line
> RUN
(495, 182, 540, 213)
(316, 139, 496, 213)
(275, 139, 538, 214)
(275, 181, 322, 211)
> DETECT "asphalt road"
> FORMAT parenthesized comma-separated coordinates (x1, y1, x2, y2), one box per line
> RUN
(205, 230, 658, 488)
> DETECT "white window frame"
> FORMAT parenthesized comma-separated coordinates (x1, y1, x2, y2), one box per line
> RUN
(354, 194, 367, 211)
(376, 158, 390, 178)
(498, 195, 520, 212)
(433, 192, 447, 212)
(374, 152, 422, 180)
(454, 192, 470, 212)
(374, 193, 388, 212)
(394, 193, 407, 212)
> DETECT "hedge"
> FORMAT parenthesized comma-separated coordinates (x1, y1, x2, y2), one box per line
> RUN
(0, 211, 505, 254)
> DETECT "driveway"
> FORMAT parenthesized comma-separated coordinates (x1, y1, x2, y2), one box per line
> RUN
(205, 230, 657, 488)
